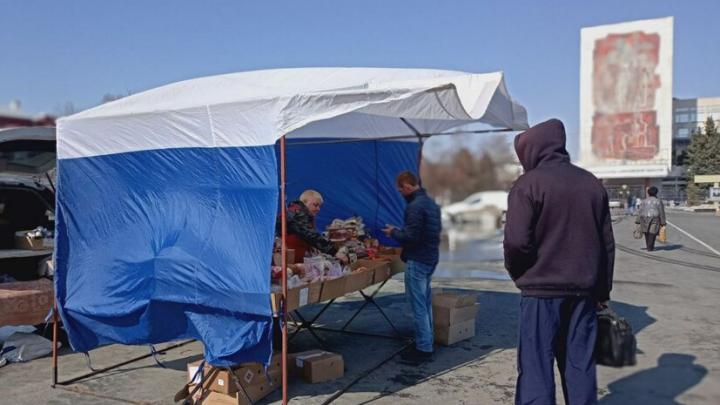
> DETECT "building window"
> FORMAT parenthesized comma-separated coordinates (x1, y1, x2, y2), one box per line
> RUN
(677, 128, 690, 138)
(675, 114, 689, 123)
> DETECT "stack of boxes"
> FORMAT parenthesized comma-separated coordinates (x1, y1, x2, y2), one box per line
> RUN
(185, 354, 282, 404)
(184, 350, 344, 404)
(432, 291, 478, 346)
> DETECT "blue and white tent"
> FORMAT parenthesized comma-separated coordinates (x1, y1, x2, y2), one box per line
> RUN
(55, 67, 527, 366)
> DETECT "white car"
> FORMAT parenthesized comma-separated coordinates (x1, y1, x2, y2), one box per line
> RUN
(442, 190, 508, 224)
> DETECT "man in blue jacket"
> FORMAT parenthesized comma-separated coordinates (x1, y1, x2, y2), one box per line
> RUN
(383, 171, 441, 363)
(504, 119, 615, 405)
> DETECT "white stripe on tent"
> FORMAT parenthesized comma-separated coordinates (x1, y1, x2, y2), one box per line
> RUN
(58, 68, 527, 159)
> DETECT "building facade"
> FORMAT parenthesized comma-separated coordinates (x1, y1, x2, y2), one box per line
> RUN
(672, 97, 720, 166)
(0, 100, 55, 129)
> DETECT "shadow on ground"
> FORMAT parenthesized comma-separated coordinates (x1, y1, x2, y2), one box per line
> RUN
(37, 287, 662, 404)
(252, 288, 658, 404)
(600, 353, 708, 404)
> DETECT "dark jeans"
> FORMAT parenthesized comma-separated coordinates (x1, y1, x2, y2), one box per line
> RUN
(644, 232, 657, 251)
(516, 297, 598, 405)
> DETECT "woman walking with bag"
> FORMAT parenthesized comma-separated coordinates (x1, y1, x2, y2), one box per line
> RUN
(635, 186, 666, 251)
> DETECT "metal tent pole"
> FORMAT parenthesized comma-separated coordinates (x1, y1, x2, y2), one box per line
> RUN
(52, 299, 59, 388)
(280, 135, 288, 405)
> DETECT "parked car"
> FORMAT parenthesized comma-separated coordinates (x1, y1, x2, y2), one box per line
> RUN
(442, 190, 508, 224)
(0, 126, 56, 328)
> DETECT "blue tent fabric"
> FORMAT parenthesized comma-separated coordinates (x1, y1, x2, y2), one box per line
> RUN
(55, 146, 277, 366)
(283, 139, 420, 246)
(54, 69, 526, 370)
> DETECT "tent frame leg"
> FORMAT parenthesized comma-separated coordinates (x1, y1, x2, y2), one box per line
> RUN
(51, 340, 194, 387)
(285, 280, 407, 344)
(287, 299, 335, 348)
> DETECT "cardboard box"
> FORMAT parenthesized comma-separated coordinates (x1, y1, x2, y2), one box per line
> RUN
(320, 276, 346, 301)
(432, 292, 476, 309)
(377, 246, 402, 255)
(14, 230, 52, 250)
(353, 259, 391, 284)
(371, 261, 391, 284)
(377, 254, 405, 275)
(189, 369, 281, 404)
(0, 278, 54, 326)
(288, 350, 344, 383)
(187, 354, 282, 396)
(272, 281, 322, 311)
(434, 318, 475, 346)
(433, 304, 478, 328)
(344, 268, 373, 292)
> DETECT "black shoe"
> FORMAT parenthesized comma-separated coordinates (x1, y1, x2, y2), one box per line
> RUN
(399, 346, 434, 364)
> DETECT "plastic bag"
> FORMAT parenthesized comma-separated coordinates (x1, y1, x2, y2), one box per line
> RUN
(658, 226, 667, 243)
(287, 275, 303, 289)
(632, 224, 643, 240)
(0, 332, 56, 363)
(326, 262, 344, 279)
(303, 257, 326, 282)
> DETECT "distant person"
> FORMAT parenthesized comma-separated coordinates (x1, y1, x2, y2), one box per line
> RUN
(383, 171, 441, 364)
(504, 119, 615, 405)
(635, 186, 666, 252)
(627, 194, 636, 215)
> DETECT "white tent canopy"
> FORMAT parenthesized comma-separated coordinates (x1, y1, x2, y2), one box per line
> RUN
(58, 67, 528, 159)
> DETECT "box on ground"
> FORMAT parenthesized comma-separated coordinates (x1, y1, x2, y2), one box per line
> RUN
(433, 304, 478, 328)
(434, 318, 475, 346)
(189, 369, 280, 404)
(288, 349, 344, 383)
(187, 353, 282, 396)
(432, 292, 476, 309)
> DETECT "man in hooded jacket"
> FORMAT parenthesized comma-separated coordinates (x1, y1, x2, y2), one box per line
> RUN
(504, 119, 615, 405)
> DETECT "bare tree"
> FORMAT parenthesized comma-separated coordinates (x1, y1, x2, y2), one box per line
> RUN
(421, 134, 517, 203)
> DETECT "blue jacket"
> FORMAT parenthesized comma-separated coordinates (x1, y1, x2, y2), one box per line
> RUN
(391, 188, 442, 267)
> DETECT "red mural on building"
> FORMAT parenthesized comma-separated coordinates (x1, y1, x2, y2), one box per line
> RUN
(591, 31, 661, 160)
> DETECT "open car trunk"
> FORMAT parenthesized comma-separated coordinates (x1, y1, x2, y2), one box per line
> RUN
(0, 127, 55, 282)
(0, 185, 54, 280)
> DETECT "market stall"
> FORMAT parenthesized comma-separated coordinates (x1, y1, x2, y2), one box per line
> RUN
(54, 67, 527, 403)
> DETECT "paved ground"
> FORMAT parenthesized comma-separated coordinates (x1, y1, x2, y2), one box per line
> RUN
(1, 211, 719, 404)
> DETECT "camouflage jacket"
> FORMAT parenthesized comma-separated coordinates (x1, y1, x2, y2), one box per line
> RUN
(277, 200, 336, 255)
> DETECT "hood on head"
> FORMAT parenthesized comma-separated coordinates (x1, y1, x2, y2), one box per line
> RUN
(513, 118, 569, 172)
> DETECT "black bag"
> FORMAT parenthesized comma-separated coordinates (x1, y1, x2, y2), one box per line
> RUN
(595, 307, 637, 367)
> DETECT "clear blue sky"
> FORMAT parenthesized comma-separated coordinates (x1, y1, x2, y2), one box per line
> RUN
(1, 0, 719, 157)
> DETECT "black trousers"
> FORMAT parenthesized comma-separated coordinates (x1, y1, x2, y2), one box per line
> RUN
(645, 232, 657, 251)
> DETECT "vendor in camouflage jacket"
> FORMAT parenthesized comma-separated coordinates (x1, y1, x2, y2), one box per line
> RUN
(277, 189, 341, 260)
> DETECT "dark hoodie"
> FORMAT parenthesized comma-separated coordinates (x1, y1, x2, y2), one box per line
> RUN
(503, 119, 615, 301)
